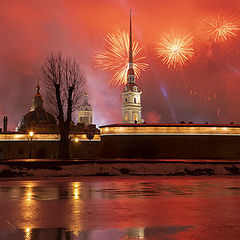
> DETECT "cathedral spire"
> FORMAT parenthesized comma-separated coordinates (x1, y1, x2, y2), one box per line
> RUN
(122, 10, 143, 124)
(36, 79, 40, 95)
(129, 9, 133, 65)
(36, 83, 40, 95)
(127, 9, 135, 83)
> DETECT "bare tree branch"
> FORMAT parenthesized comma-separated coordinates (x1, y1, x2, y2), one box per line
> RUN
(41, 52, 86, 159)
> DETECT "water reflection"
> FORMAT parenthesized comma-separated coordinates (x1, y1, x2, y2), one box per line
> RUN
(20, 183, 37, 229)
(125, 227, 145, 239)
(74, 182, 80, 199)
(24, 227, 31, 240)
(67, 182, 83, 236)
(26, 184, 33, 201)
(0, 177, 240, 239)
(15, 225, 192, 240)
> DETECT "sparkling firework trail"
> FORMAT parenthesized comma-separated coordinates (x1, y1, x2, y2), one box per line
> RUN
(155, 32, 194, 68)
(94, 30, 148, 86)
(201, 14, 240, 42)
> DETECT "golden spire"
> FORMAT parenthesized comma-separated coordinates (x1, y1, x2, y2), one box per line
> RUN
(127, 9, 135, 80)
(129, 9, 133, 64)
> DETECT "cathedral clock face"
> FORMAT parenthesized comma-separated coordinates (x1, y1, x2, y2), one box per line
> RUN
(133, 86, 137, 92)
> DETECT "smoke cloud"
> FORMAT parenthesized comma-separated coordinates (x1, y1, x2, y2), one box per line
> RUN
(1, 0, 240, 130)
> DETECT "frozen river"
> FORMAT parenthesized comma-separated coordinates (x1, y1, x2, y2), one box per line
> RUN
(0, 176, 240, 239)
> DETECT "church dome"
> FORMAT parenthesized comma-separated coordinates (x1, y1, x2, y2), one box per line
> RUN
(17, 84, 57, 132)
(17, 109, 56, 131)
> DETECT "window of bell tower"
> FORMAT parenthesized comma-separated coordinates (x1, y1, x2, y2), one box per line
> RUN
(125, 114, 128, 121)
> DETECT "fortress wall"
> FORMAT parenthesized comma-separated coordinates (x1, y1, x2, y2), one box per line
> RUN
(100, 135, 240, 159)
(0, 141, 101, 160)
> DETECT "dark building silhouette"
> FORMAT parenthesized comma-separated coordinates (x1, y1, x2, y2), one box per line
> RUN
(17, 84, 57, 132)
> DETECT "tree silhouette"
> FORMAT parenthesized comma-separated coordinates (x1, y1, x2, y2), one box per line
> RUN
(42, 53, 86, 159)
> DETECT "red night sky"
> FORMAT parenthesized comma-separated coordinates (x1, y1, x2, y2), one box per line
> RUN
(1, 0, 240, 130)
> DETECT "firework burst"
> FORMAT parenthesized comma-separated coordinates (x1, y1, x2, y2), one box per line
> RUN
(155, 32, 194, 68)
(201, 14, 240, 42)
(94, 30, 148, 86)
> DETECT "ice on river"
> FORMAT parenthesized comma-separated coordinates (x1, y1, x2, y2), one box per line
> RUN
(0, 176, 240, 239)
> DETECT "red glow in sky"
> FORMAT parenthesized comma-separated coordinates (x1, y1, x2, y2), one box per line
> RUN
(1, 0, 240, 129)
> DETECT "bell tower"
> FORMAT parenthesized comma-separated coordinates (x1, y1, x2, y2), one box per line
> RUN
(122, 10, 143, 124)
(79, 94, 93, 126)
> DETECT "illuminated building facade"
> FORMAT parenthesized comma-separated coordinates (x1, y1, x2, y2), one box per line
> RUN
(79, 94, 93, 126)
(100, 123, 240, 159)
(122, 12, 143, 124)
(0, 123, 240, 159)
(0, 132, 100, 159)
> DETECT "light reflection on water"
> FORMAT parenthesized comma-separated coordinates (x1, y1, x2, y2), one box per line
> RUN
(68, 182, 83, 235)
(24, 228, 31, 240)
(0, 177, 240, 239)
(16, 225, 192, 240)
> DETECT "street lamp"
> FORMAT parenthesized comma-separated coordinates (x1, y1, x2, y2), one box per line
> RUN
(29, 131, 34, 159)
(72, 137, 80, 159)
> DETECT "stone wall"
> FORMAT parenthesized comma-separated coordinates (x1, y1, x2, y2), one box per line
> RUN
(0, 141, 101, 159)
(1, 134, 240, 160)
(100, 135, 240, 159)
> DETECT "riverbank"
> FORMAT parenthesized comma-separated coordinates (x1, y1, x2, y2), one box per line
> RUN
(1, 159, 240, 178)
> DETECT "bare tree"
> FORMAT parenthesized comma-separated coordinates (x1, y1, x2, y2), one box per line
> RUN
(42, 53, 86, 159)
